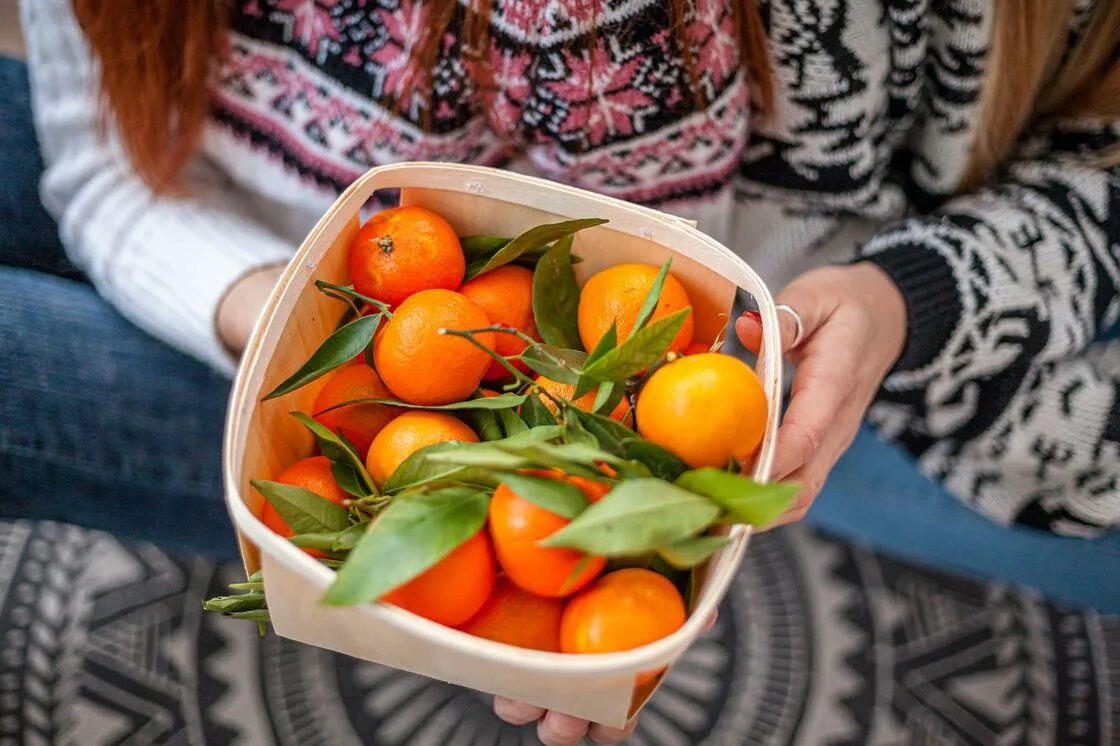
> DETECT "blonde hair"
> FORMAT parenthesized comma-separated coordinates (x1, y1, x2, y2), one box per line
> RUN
(965, 0, 1120, 188)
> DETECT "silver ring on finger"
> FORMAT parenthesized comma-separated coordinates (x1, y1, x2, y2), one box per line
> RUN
(775, 304, 805, 348)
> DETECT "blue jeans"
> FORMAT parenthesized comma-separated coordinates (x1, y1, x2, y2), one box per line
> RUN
(0, 57, 237, 558)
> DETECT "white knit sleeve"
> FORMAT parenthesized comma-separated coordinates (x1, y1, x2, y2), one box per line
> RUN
(20, 0, 295, 376)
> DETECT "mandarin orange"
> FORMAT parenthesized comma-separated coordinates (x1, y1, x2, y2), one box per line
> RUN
(459, 577, 565, 651)
(578, 263, 694, 354)
(636, 352, 767, 467)
(560, 568, 686, 684)
(260, 456, 349, 557)
(488, 471, 609, 598)
(348, 206, 464, 308)
(312, 363, 401, 457)
(365, 410, 478, 488)
(533, 375, 630, 424)
(459, 265, 540, 381)
(373, 289, 496, 405)
(382, 531, 496, 627)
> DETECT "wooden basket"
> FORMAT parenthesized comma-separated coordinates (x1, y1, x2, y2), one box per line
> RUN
(223, 162, 784, 727)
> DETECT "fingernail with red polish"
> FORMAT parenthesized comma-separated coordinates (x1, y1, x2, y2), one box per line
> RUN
(740, 310, 761, 323)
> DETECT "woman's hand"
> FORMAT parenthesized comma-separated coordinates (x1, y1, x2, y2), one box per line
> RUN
(487, 263, 904, 740)
(735, 262, 908, 525)
(490, 614, 717, 744)
(216, 264, 286, 355)
(494, 699, 636, 745)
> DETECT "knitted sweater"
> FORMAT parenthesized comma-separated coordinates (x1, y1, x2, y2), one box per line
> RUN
(21, 0, 1120, 535)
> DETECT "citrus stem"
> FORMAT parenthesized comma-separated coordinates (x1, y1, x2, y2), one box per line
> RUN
(439, 328, 566, 408)
(320, 289, 362, 319)
(446, 324, 538, 346)
(315, 280, 394, 318)
(439, 327, 534, 385)
(348, 495, 391, 514)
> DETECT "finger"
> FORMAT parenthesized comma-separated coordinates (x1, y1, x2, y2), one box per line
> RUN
(734, 311, 763, 353)
(538, 711, 591, 746)
(588, 717, 639, 744)
(493, 697, 545, 726)
(769, 359, 858, 479)
(735, 309, 802, 356)
(768, 397, 870, 527)
(736, 281, 838, 360)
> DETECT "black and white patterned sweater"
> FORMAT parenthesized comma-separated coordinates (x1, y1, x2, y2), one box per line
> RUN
(23, 0, 1120, 534)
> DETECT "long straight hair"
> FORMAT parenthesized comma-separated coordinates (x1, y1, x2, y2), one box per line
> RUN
(73, 0, 1118, 194)
(963, 0, 1120, 188)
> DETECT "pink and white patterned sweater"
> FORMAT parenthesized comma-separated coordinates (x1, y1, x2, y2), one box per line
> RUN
(21, 0, 1120, 535)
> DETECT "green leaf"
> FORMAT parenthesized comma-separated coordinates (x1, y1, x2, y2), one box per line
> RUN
(315, 392, 526, 416)
(521, 392, 558, 427)
(323, 487, 490, 605)
(520, 344, 586, 385)
(382, 441, 490, 494)
(675, 469, 799, 527)
(203, 593, 268, 615)
(571, 409, 634, 456)
(532, 236, 583, 349)
(498, 472, 588, 520)
(289, 523, 368, 553)
(500, 424, 565, 447)
(621, 439, 690, 481)
(630, 259, 672, 337)
(581, 308, 691, 382)
(426, 445, 536, 471)
(331, 459, 372, 498)
(657, 535, 731, 569)
(562, 413, 600, 448)
(517, 245, 583, 267)
(264, 315, 381, 400)
(542, 479, 720, 555)
(252, 479, 351, 534)
(466, 218, 608, 281)
(290, 412, 377, 497)
(574, 322, 618, 398)
(510, 441, 636, 481)
(467, 409, 504, 442)
(592, 381, 627, 416)
(460, 235, 510, 258)
(496, 407, 530, 438)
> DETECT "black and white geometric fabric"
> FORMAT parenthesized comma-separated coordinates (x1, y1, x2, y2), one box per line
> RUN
(1, 519, 1116, 745)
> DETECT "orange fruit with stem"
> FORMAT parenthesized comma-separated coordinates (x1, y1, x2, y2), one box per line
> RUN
(488, 471, 610, 598)
(560, 568, 686, 684)
(312, 363, 402, 457)
(382, 531, 496, 627)
(260, 456, 349, 557)
(459, 577, 565, 651)
(373, 289, 496, 405)
(578, 263, 694, 354)
(459, 265, 540, 381)
(636, 352, 767, 468)
(365, 411, 478, 488)
(534, 375, 631, 424)
(348, 206, 465, 308)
